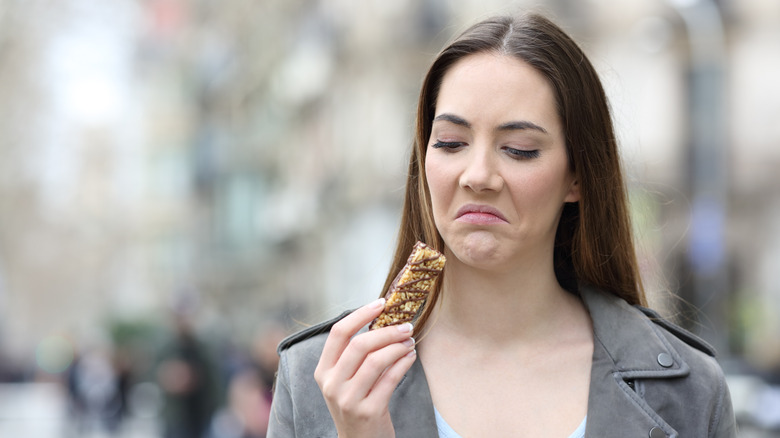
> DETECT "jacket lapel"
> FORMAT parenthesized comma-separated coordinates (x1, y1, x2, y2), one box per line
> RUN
(390, 356, 439, 437)
(581, 287, 687, 438)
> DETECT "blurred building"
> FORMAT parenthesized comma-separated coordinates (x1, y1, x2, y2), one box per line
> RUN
(0, 3, 779, 434)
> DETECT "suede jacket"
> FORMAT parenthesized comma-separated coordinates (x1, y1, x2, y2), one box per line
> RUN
(267, 287, 737, 437)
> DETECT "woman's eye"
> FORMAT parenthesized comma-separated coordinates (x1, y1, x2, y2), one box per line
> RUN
(504, 147, 540, 159)
(431, 141, 466, 150)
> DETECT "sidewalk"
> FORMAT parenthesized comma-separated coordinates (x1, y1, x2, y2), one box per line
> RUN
(0, 382, 162, 438)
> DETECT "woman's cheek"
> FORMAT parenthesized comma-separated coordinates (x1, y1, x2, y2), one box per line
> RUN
(425, 160, 451, 210)
(424, 161, 445, 228)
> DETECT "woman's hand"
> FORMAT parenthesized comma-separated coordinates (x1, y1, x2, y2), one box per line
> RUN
(314, 298, 417, 438)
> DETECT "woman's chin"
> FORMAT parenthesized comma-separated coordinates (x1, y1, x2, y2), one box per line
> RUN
(448, 232, 506, 267)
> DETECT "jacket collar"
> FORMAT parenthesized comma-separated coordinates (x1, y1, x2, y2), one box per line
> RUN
(581, 286, 690, 380)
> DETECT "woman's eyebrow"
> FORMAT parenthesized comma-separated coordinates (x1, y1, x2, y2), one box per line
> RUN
(432, 113, 471, 128)
(496, 120, 548, 134)
(433, 113, 548, 134)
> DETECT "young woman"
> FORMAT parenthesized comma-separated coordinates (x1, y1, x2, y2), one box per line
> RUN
(267, 13, 737, 438)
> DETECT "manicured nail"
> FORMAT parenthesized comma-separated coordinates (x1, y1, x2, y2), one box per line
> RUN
(371, 298, 386, 309)
(405, 349, 417, 359)
(402, 338, 415, 348)
(397, 322, 413, 333)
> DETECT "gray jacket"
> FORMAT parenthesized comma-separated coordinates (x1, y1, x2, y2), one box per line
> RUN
(268, 287, 737, 437)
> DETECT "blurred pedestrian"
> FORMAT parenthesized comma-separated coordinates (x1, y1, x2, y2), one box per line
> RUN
(157, 306, 219, 438)
(250, 322, 286, 403)
(66, 347, 123, 435)
(210, 368, 270, 438)
(208, 323, 286, 438)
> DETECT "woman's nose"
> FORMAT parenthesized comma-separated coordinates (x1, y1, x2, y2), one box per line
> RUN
(458, 146, 503, 192)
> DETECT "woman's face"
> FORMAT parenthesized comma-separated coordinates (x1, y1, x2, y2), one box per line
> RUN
(425, 52, 579, 272)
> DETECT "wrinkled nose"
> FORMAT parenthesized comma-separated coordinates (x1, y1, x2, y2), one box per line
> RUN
(459, 146, 503, 193)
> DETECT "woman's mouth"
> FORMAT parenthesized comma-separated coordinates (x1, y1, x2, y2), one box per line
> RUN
(455, 204, 508, 225)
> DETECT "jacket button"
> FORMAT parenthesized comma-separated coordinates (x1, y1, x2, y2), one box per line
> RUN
(657, 352, 674, 368)
(649, 426, 667, 438)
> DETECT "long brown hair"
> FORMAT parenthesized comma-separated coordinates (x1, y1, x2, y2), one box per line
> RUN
(381, 12, 646, 334)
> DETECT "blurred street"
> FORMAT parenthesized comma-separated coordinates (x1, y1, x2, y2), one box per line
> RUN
(0, 383, 157, 438)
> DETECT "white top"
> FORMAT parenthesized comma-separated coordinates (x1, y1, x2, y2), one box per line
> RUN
(434, 407, 587, 438)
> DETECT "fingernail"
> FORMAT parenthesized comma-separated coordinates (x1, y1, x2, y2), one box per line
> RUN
(405, 349, 417, 359)
(371, 298, 386, 309)
(402, 338, 415, 348)
(397, 322, 413, 333)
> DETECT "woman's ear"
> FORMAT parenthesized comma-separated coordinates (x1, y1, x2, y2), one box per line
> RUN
(565, 179, 580, 203)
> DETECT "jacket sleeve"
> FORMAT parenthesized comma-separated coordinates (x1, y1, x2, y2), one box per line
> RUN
(711, 377, 738, 438)
(267, 352, 295, 438)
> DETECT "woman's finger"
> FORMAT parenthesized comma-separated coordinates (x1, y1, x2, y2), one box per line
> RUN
(366, 348, 418, 407)
(330, 323, 414, 384)
(318, 298, 386, 369)
(346, 337, 415, 399)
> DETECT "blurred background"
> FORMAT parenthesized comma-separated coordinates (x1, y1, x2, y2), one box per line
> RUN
(0, 0, 778, 436)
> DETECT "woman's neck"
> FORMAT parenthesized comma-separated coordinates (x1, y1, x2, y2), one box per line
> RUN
(425, 254, 582, 347)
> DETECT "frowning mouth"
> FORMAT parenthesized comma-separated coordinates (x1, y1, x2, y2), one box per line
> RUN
(455, 204, 508, 224)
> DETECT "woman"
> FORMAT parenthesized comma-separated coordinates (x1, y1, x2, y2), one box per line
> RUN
(268, 13, 736, 438)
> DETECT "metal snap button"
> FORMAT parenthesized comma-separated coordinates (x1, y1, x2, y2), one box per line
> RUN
(649, 426, 667, 438)
(657, 352, 674, 368)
